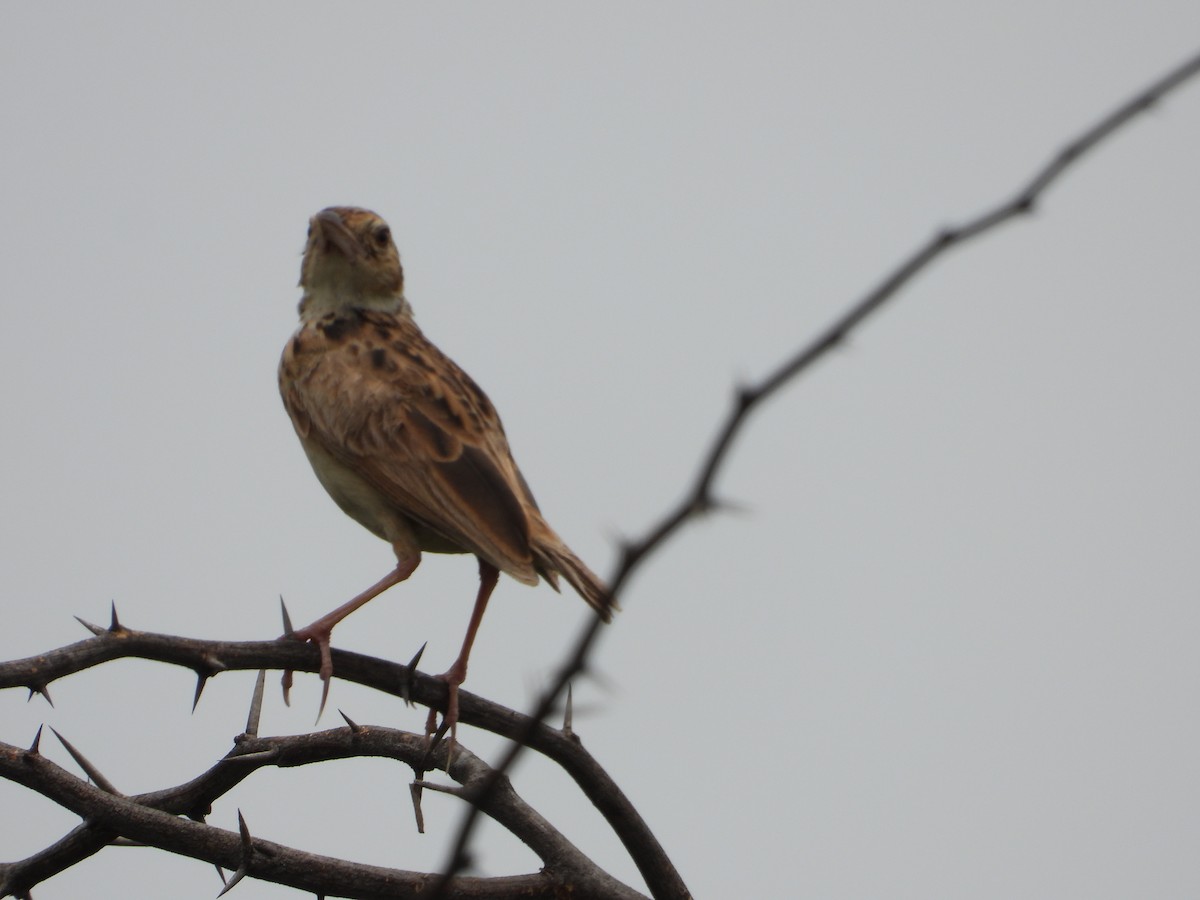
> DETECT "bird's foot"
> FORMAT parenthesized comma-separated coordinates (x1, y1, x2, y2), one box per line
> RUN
(281, 621, 336, 721)
(425, 668, 465, 768)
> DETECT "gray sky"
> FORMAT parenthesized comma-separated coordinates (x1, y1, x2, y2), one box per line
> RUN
(3, 4, 1200, 898)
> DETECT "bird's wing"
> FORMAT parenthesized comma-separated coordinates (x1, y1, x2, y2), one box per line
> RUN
(281, 310, 540, 581)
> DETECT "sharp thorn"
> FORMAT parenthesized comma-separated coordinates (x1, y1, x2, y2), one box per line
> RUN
(27, 684, 54, 707)
(401, 641, 427, 706)
(215, 810, 255, 893)
(339, 709, 364, 733)
(409, 782, 426, 834)
(220, 748, 280, 766)
(710, 495, 752, 516)
(214, 864, 228, 886)
(245, 670, 266, 737)
(192, 674, 209, 713)
(563, 682, 574, 736)
(28, 724, 44, 755)
(280, 669, 293, 708)
(216, 866, 246, 897)
(413, 779, 466, 798)
(236, 809, 253, 852)
(50, 728, 120, 795)
(109, 837, 148, 847)
(279, 596, 294, 636)
(109, 601, 124, 633)
(74, 615, 105, 636)
(407, 641, 428, 671)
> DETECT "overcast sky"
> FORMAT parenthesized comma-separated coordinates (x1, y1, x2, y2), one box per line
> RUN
(3, 4, 1200, 898)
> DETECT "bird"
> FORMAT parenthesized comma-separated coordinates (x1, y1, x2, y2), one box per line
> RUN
(278, 206, 612, 742)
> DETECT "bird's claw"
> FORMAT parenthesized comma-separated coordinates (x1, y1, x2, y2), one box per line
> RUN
(281, 623, 335, 722)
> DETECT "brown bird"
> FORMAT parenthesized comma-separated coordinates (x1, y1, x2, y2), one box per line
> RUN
(279, 206, 611, 739)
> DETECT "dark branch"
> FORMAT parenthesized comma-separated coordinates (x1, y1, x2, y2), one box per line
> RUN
(0, 724, 645, 899)
(0, 630, 667, 897)
(430, 46, 1200, 899)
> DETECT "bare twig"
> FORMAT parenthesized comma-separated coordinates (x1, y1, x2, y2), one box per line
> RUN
(429, 47, 1200, 900)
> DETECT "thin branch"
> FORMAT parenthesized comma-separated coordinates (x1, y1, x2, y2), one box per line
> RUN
(430, 46, 1200, 899)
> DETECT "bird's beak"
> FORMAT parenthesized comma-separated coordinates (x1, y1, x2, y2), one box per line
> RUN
(312, 209, 361, 261)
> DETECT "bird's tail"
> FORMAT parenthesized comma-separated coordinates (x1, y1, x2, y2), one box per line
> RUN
(534, 538, 614, 623)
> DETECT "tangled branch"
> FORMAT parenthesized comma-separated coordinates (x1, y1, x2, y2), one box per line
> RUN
(0, 616, 674, 897)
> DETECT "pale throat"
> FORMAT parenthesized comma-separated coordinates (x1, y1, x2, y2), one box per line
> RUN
(298, 280, 411, 321)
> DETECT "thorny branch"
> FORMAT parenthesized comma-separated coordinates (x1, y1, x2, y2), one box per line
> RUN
(428, 47, 1200, 896)
(2, 48, 1199, 900)
(0, 625, 662, 898)
(0, 720, 644, 900)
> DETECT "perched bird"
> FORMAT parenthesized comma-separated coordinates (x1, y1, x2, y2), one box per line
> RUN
(279, 206, 611, 738)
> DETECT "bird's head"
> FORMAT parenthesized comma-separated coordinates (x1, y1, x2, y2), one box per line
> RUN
(298, 207, 408, 319)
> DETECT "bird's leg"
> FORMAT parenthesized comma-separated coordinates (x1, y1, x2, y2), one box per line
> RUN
(426, 558, 499, 760)
(286, 552, 420, 717)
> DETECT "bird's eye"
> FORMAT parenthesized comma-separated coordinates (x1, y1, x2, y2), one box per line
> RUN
(374, 227, 391, 247)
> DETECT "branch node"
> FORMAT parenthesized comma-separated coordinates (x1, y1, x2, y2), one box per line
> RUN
(936, 226, 960, 247)
(617, 539, 642, 572)
(690, 492, 716, 516)
(734, 383, 757, 412)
